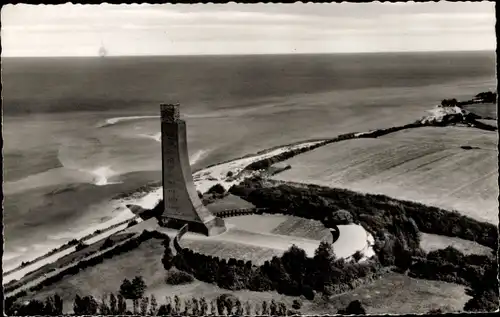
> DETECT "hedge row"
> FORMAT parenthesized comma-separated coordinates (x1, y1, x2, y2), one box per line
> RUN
(244, 133, 358, 172)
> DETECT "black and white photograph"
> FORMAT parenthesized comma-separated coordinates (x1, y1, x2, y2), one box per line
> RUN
(1, 1, 498, 315)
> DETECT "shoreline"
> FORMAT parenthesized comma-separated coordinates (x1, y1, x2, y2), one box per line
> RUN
(2, 140, 325, 282)
(4, 100, 495, 285)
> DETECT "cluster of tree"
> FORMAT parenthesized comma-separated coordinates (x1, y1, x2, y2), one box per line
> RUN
(165, 270, 194, 285)
(119, 276, 147, 300)
(337, 300, 366, 315)
(406, 246, 498, 312)
(5, 294, 63, 316)
(127, 219, 139, 227)
(170, 238, 381, 300)
(139, 200, 165, 221)
(440, 98, 459, 107)
(75, 241, 89, 251)
(201, 183, 229, 205)
(474, 91, 497, 103)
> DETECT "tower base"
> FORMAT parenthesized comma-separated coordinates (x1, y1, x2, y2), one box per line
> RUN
(161, 216, 227, 236)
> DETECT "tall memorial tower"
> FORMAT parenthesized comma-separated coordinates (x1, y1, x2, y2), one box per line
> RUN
(160, 104, 226, 236)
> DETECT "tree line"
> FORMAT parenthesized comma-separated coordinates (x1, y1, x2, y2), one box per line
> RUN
(6, 288, 301, 316)
(244, 134, 357, 172)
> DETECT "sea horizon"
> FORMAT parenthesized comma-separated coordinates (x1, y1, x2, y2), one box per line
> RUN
(1, 48, 495, 59)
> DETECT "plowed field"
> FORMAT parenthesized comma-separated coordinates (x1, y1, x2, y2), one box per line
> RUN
(273, 127, 498, 223)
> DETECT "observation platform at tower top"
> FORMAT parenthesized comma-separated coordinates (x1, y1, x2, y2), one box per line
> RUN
(160, 103, 181, 123)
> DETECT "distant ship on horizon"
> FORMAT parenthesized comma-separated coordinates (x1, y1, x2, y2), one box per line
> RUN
(98, 44, 108, 57)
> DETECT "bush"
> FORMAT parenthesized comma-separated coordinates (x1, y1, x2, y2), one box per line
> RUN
(352, 251, 363, 263)
(165, 271, 194, 285)
(162, 236, 174, 270)
(292, 299, 302, 310)
(207, 183, 226, 195)
(338, 300, 366, 315)
(127, 220, 138, 228)
(100, 237, 115, 250)
(226, 171, 234, 178)
(75, 242, 88, 251)
(330, 209, 353, 225)
(441, 98, 458, 107)
(428, 308, 443, 314)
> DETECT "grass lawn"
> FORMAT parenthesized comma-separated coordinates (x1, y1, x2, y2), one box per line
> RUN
(8, 233, 134, 290)
(306, 272, 470, 314)
(207, 194, 255, 214)
(224, 214, 289, 233)
(179, 239, 283, 265)
(271, 216, 330, 241)
(462, 102, 496, 119)
(20, 237, 167, 312)
(420, 233, 494, 256)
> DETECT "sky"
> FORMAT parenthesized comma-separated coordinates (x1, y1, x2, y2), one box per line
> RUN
(1, 2, 496, 57)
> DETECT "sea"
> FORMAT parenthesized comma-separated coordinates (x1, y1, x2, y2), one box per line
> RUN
(2, 51, 496, 272)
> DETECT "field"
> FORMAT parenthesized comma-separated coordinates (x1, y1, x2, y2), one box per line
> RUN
(225, 214, 290, 233)
(307, 272, 470, 314)
(182, 227, 322, 260)
(477, 119, 498, 128)
(206, 194, 256, 214)
(21, 238, 167, 313)
(181, 239, 283, 265)
(225, 214, 330, 241)
(5, 232, 135, 288)
(271, 216, 331, 241)
(273, 126, 498, 224)
(462, 102, 497, 119)
(420, 233, 494, 256)
(173, 215, 330, 263)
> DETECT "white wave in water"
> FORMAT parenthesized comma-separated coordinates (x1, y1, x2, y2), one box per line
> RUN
(87, 166, 122, 186)
(138, 132, 162, 143)
(98, 115, 160, 127)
